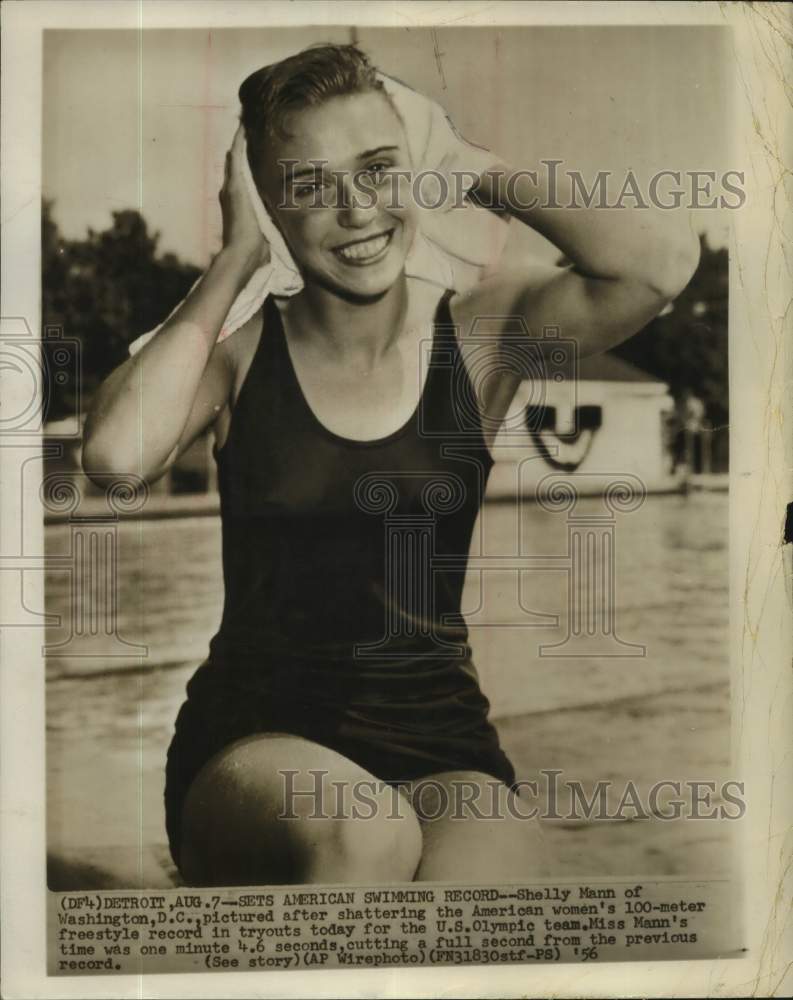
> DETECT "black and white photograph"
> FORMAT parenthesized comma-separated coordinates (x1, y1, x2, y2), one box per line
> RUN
(1, 1, 791, 996)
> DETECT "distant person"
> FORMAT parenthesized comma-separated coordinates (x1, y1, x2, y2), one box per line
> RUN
(673, 387, 706, 473)
(82, 44, 699, 886)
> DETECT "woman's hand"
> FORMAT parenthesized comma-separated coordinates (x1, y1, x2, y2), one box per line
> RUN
(219, 125, 271, 272)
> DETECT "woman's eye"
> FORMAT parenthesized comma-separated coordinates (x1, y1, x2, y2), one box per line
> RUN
(364, 162, 391, 182)
(293, 179, 327, 199)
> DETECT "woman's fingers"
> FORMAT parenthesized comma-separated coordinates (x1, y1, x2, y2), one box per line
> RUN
(229, 124, 247, 170)
(221, 127, 248, 199)
(221, 126, 244, 183)
(218, 123, 270, 267)
(231, 122, 245, 151)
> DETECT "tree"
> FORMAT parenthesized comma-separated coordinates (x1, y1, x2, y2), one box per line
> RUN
(41, 201, 201, 421)
(612, 233, 729, 468)
(613, 234, 728, 426)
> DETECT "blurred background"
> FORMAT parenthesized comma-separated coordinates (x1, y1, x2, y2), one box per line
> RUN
(42, 26, 734, 891)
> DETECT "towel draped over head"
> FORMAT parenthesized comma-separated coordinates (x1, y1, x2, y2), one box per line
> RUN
(129, 72, 510, 357)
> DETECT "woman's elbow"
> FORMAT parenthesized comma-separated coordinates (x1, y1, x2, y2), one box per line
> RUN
(81, 434, 132, 487)
(81, 428, 167, 490)
(645, 228, 701, 304)
(82, 450, 169, 493)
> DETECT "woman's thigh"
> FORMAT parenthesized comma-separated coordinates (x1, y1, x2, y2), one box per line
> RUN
(407, 771, 550, 883)
(179, 733, 423, 887)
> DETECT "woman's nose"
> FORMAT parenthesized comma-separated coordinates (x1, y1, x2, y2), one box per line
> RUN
(335, 177, 378, 228)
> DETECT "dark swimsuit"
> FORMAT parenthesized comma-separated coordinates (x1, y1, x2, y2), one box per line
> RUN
(164, 288, 516, 868)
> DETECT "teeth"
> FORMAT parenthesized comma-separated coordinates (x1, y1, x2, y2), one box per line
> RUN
(337, 233, 390, 261)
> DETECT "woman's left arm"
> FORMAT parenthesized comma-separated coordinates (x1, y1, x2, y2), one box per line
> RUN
(456, 158, 701, 358)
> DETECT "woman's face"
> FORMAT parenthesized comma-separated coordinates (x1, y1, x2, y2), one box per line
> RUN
(256, 90, 417, 300)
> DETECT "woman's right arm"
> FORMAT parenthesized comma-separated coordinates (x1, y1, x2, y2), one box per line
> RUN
(82, 126, 269, 486)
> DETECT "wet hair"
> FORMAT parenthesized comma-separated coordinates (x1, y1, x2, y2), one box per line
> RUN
(239, 43, 391, 178)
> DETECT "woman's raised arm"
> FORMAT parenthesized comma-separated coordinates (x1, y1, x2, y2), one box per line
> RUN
(461, 159, 701, 358)
(81, 126, 269, 486)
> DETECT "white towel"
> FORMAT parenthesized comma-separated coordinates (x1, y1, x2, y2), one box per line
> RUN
(129, 72, 509, 356)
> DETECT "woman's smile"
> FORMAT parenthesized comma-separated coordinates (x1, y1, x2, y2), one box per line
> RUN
(332, 228, 395, 265)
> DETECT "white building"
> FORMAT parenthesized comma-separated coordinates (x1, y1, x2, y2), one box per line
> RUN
(487, 353, 680, 500)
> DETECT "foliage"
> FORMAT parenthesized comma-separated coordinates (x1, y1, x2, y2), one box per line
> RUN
(613, 234, 729, 429)
(41, 200, 201, 421)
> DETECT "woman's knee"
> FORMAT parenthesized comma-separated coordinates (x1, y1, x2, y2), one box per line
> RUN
(292, 806, 423, 883)
(179, 735, 423, 885)
(286, 775, 422, 882)
(178, 742, 292, 885)
(411, 771, 550, 882)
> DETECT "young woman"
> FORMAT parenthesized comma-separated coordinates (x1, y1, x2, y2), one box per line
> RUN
(82, 44, 699, 887)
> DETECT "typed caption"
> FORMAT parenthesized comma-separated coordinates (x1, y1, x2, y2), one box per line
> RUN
(49, 879, 738, 975)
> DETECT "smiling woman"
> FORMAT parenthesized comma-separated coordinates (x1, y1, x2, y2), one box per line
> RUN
(254, 87, 415, 300)
(81, 42, 699, 888)
(239, 45, 414, 302)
